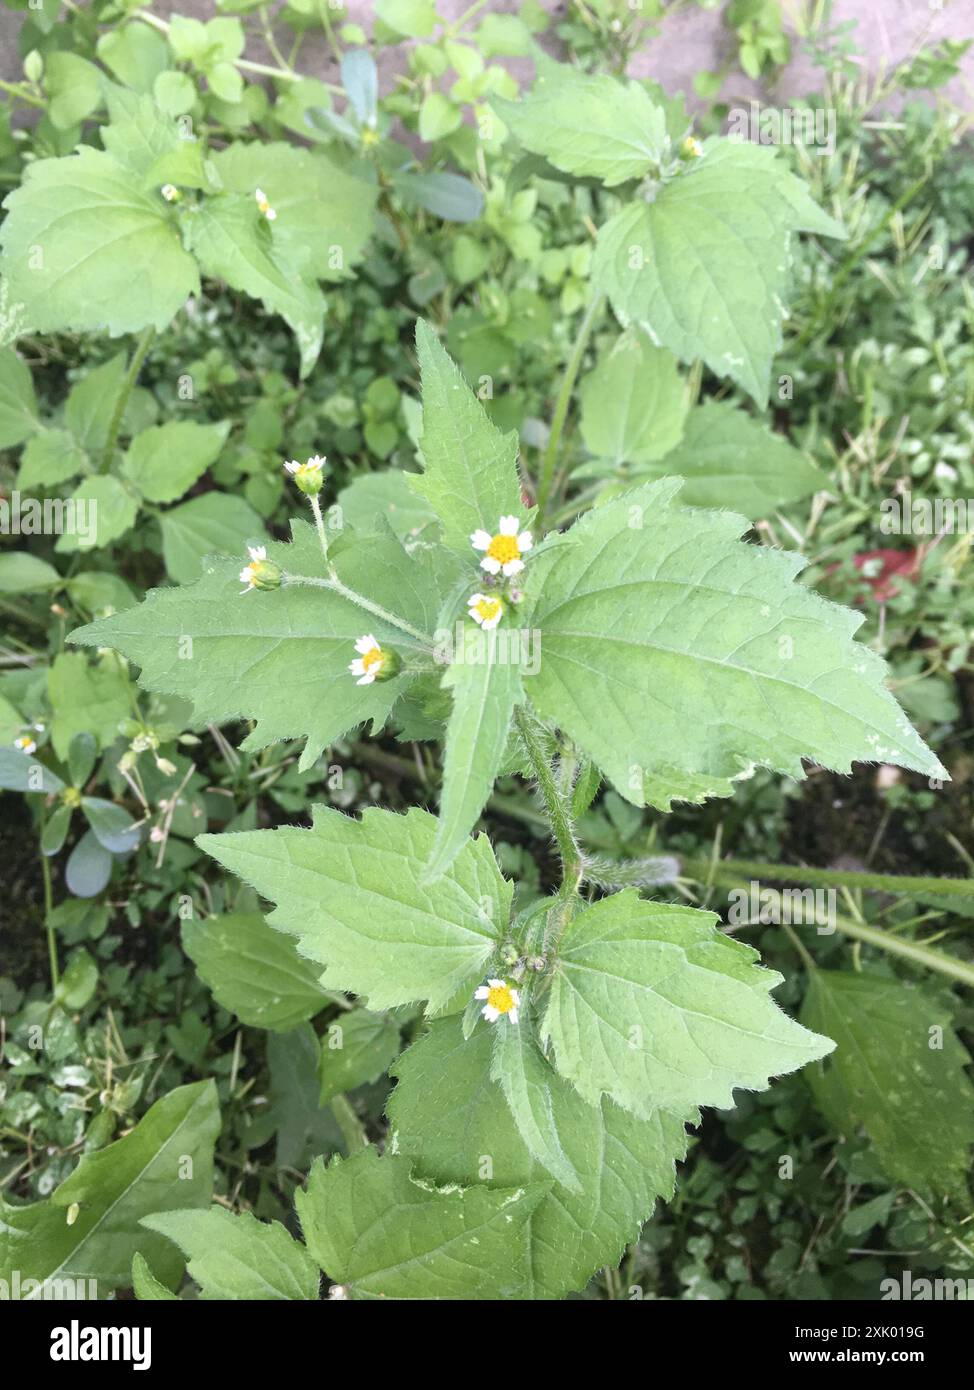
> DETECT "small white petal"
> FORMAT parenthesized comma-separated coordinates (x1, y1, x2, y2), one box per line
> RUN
(480, 555, 501, 575)
(517, 531, 533, 551)
(508, 1008, 519, 1025)
(502, 558, 524, 577)
(482, 611, 501, 630)
(247, 545, 266, 561)
(470, 529, 491, 551)
(285, 460, 299, 473)
(488, 978, 505, 988)
(356, 672, 376, 685)
(349, 659, 365, 675)
(355, 634, 378, 654)
(499, 515, 519, 535)
(474, 986, 489, 1000)
(265, 208, 277, 221)
(483, 1006, 499, 1022)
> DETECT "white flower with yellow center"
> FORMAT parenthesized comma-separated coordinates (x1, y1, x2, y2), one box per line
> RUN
(474, 977, 520, 1025)
(682, 135, 703, 159)
(467, 593, 504, 630)
(161, 184, 180, 203)
(14, 734, 36, 755)
(349, 634, 386, 685)
(470, 516, 533, 577)
(255, 187, 277, 221)
(284, 455, 326, 495)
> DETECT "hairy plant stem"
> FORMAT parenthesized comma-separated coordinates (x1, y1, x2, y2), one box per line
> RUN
(536, 291, 604, 522)
(679, 854, 974, 900)
(309, 495, 329, 560)
(514, 708, 583, 954)
(282, 572, 434, 648)
(99, 327, 155, 474)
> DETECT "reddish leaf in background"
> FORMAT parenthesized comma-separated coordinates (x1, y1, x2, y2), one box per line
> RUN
(851, 548, 922, 602)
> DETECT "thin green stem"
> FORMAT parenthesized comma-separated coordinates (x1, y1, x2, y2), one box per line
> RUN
(99, 327, 155, 474)
(309, 496, 329, 561)
(536, 291, 604, 521)
(41, 852, 58, 991)
(679, 855, 974, 901)
(282, 572, 434, 647)
(700, 866, 974, 988)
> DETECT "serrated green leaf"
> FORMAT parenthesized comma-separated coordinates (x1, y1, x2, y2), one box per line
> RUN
(131, 1251, 178, 1300)
(635, 399, 825, 514)
(0, 148, 199, 337)
(122, 420, 229, 503)
(294, 1148, 544, 1299)
(181, 910, 332, 1031)
(55, 475, 139, 552)
(579, 330, 687, 466)
(0, 1081, 219, 1296)
(318, 1007, 401, 1103)
(18, 429, 87, 489)
(493, 67, 666, 187)
(0, 346, 39, 447)
(412, 319, 526, 552)
(198, 805, 511, 1014)
(490, 1017, 583, 1193)
(157, 491, 267, 584)
(541, 889, 833, 1117)
(185, 194, 324, 377)
(143, 1207, 320, 1300)
(801, 970, 974, 1201)
(338, 468, 438, 542)
(591, 141, 846, 405)
(48, 652, 131, 759)
(424, 634, 524, 882)
(209, 143, 377, 283)
(70, 522, 438, 750)
(390, 1018, 692, 1299)
(526, 478, 944, 810)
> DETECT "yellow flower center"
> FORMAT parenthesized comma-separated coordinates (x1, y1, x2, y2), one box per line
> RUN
(258, 196, 272, 215)
(487, 983, 515, 1015)
(474, 597, 502, 623)
(16, 737, 31, 750)
(486, 534, 520, 565)
(362, 647, 383, 673)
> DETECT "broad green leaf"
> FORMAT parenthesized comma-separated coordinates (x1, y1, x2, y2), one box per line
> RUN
(424, 633, 524, 881)
(801, 970, 974, 1201)
(70, 522, 438, 751)
(0, 147, 199, 337)
(64, 353, 127, 453)
(131, 1251, 178, 1300)
(122, 420, 230, 503)
(18, 429, 88, 489)
(527, 478, 945, 810)
(101, 86, 196, 182)
(96, 21, 169, 93)
(48, 651, 131, 759)
(182, 910, 333, 1031)
(198, 805, 511, 1014)
(66, 828, 113, 898)
(338, 468, 438, 542)
(185, 194, 325, 378)
(0, 551, 60, 594)
(158, 492, 267, 585)
(591, 140, 846, 405)
(374, 0, 438, 38)
(578, 330, 687, 466)
(318, 1007, 401, 1103)
(412, 319, 526, 552)
(0, 346, 39, 446)
(82, 796, 140, 853)
(0, 1080, 219, 1297)
(294, 1148, 544, 1300)
(634, 400, 825, 514)
(390, 1018, 692, 1299)
(143, 1207, 320, 1300)
(210, 143, 377, 282)
(493, 67, 666, 187)
(541, 890, 833, 1117)
(44, 52, 104, 131)
(0, 746, 64, 793)
(55, 475, 138, 552)
(265, 1025, 345, 1170)
(490, 1017, 582, 1193)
